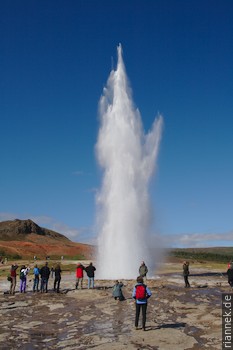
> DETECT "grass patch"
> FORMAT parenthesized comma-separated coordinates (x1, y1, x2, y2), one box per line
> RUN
(170, 249, 233, 264)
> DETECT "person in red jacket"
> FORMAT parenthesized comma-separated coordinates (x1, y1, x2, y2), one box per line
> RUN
(76, 263, 85, 289)
(10, 263, 18, 295)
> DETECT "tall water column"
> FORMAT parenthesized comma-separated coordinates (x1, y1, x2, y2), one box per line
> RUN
(96, 45, 163, 279)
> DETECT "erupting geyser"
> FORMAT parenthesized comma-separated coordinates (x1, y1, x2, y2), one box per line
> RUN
(96, 45, 163, 279)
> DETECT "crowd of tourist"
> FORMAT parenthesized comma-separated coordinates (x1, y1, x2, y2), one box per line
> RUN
(8, 261, 96, 295)
(6, 260, 152, 330)
(4, 258, 233, 332)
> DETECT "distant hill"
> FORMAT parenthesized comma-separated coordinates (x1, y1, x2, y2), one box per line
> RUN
(0, 219, 69, 241)
(0, 219, 94, 260)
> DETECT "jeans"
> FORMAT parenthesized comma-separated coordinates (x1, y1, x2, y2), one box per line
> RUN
(88, 277, 94, 289)
(135, 303, 147, 329)
(41, 277, 49, 292)
(33, 276, 39, 292)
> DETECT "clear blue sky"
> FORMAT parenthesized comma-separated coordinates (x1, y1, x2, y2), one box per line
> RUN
(0, 1, 232, 247)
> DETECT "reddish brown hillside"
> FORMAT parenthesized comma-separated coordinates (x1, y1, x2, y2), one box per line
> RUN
(0, 219, 94, 259)
(0, 219, 69, 241)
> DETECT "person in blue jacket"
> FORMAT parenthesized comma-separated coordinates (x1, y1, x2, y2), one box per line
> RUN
(33, 264, 40, 292)
(132, 276, 152, 331)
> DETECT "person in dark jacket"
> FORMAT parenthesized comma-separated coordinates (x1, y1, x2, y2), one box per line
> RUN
(40, 262, 50, 293)
(183, 261, 190, 288)
(227, 264, 233, 287)
(54, 264, 62, 293)
(85, 262, 96, 289)
(139, 261, 148, 282)
(132, 276, 152, 331)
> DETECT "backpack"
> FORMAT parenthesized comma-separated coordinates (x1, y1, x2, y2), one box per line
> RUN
(135, 284, 147, 300)
(20, 271, 25, 279)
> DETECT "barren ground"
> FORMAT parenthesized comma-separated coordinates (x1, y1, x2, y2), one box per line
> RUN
(0, 261, 230, 349)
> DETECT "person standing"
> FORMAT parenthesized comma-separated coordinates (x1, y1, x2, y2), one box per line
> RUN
(227, 264, 233, 288)
(40, 262, 50, 293)
(75, 263, 85, 289)
(33, 264, 40, 292)
(183, 261, 190, 288)
(19, 265, 30, 293)
(85, 262, 96, 289)
(54, 264, 62, 293)
(9, 263, 18, 295)
(132, 276, 152, 331)
(139, 261, 148, 282)
(51, 266, 54, 278)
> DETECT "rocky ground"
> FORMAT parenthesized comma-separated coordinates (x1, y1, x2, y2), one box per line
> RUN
(0, 263, 230, 349)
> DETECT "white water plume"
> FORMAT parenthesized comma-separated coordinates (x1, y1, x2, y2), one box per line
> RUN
(95, 45, 163, 279)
